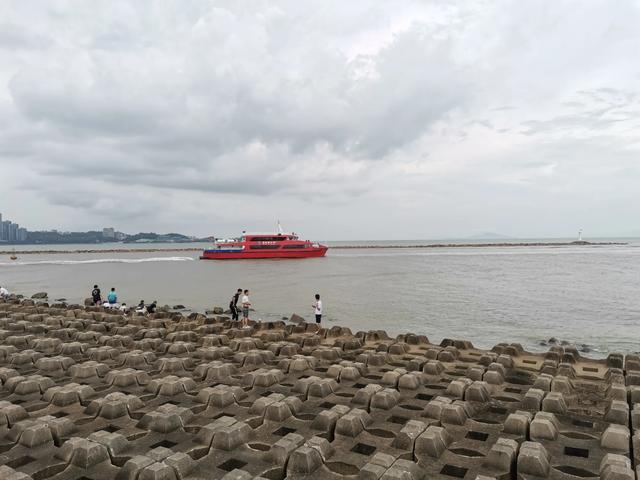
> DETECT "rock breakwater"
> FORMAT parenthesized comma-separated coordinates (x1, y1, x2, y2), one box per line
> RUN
(0, 294, 636, 479)
(0, 241, 627, 256)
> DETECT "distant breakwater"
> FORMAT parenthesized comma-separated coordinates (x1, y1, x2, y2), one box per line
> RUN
(0, 241, 627, 255)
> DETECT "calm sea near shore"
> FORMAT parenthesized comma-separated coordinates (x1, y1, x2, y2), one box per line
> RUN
(2, 238, 640, 355)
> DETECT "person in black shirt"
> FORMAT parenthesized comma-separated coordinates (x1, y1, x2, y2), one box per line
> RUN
(91, 285, 101, 305)
(229, 288, 242, 321)
(147, 301, 157, 314)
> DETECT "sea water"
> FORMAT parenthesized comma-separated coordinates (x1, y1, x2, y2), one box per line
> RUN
(2, 240, 640, 355)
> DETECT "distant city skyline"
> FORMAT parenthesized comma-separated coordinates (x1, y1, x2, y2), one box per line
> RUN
(1, 2, 640, 240)
(1, 209, 638, 242)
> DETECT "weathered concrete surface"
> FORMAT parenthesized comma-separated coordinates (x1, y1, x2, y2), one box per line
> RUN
(0, 296, 635, 479)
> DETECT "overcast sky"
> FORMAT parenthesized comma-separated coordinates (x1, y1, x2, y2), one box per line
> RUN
(1, 1, 639, 240)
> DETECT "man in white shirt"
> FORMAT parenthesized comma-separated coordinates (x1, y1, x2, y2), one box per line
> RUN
(241, 289, 251, 327)
(313, 294, 322, 324)
(0, 286, 9, 298)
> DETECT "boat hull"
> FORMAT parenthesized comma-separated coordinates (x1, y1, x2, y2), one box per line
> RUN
(200, 246, 328, 260)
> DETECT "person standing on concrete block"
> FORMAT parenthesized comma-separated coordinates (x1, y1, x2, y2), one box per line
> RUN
(91, 285, 101, 305)
(241, 289, 251, 327)
(229, 288, 242, 322)
(313, 294, 323, 324)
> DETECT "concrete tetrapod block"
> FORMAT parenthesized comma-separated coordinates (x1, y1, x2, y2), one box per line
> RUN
(415, 425, 453, 458)
(541, 391, 568, 414)
(264, 401, 294, 422)
(628, 386, 640, 405)
(530, 411, 560, 441)
(550, 375, 573, 394)
(137, 461, 176, 480)
(270, 432, 305, 466)
(532, 373, 553, 392)
(423, 360, 445, 376)
(8, 420, 53, 447)
(465, 381, 491, 402)
(371, 388, 402, 410)
(352, 383, 384, 408)
(212, 421, 252, 451)
(522, 388, 545, 411)
(0, 465, 33, 480)
(503, 410, 532, 436)
(466, 366, 485, 381)
(441, 401, 470, 425)
(398, 372, 422, 390)
(605, 400, 630, 425)
(602, 424, 631, 452)
(335, 408, 372, 437)
(362, 452, 395, 479)
(600, 453, 633, 480)
(516, 441, 550, 477)
(56, 437, 110, 468)
(305, 436, 333, 461)
(483, 437, 519, 473)
(393, 419, 429, 451)
(287, 445, 323, 475)
(446, 378, 473, 399)
(310, 406, 348, 433)
(221, 469, 253, 480)
(87, 430, 129, 457)
(361, 463, 387, 480)
(423, 396, 452, 420)
(382, 459, 423, 480)
(483, 369, 504, 385)
(609, 384, 627, 401)
(197, 416, 238, 445)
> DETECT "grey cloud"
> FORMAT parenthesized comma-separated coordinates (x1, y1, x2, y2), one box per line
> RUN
(0, 23, 50, 50)
(1, 1, 640, 238)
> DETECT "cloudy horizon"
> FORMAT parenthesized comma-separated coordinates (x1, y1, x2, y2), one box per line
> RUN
(1, 1, 639, 240)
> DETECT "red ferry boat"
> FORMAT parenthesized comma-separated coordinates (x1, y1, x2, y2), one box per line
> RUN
(200, 228, 328, 260)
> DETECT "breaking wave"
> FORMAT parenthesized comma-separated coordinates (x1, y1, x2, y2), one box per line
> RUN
(0, 256, 195, 266)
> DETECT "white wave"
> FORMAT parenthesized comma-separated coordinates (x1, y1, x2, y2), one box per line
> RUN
(0, 256, 195, 266)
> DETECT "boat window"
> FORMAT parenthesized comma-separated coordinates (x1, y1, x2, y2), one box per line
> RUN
(282, 244, 305, 249)
(249, 245, 281, 250)
(248, 236, 287, 242)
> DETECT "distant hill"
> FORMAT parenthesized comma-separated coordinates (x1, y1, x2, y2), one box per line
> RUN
(20, 230, 205, 245)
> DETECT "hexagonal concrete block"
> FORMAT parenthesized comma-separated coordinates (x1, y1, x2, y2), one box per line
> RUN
(530, 412, 560, 441)
(602, 424, 631, 452)
(415, 426, 453, 458)
(517, 441, 550, 477)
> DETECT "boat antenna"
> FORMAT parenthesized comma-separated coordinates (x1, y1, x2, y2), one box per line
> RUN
(277, 220, 283, 235)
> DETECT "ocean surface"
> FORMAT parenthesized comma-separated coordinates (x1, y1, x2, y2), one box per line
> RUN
(2, 239, 640, 356)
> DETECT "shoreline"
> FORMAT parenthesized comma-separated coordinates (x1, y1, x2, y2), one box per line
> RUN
(0, 240, 627, 255)
(0, 294, 633, 479)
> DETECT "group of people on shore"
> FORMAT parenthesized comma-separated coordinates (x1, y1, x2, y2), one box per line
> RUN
(229, 288, 251, 327)
(91, 285, 156, 315)
(228, 289, 323, 325)
(3, 282, 325, 325)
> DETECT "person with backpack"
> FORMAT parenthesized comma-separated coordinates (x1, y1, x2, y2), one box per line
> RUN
(229, 288, 242, 322)
(91, 285, 102, 305)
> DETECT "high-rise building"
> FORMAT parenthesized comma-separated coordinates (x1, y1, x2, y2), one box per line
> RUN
(8, 223, 18, 242)
(103, 227, 115, 239)
(1, 221, 11, 242)
(17, 228, 28, 242)
(0, 213, 29, 243)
